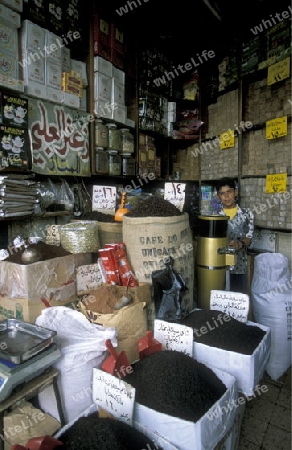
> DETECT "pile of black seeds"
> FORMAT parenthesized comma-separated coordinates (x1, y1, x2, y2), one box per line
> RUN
(123, 350, 226, 422)
(126, 196, 182, 217)
(178, 309, 266, 354)
(58, 413, 162, 450)
(79, 211, 116, 222)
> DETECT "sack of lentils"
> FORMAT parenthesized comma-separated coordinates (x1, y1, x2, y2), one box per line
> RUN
(58, 412, 162, 450)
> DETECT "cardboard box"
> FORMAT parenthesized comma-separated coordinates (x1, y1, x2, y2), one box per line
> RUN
(94, 56, 113, 77)
(94, 72, 112, 102)
(20, 20, 45, 53)
(0, 252, 92, 300)
(0, 296, 79, 323)
(25, 80, 46, 99)
(92, 367, 237, 450)
(93, 10, 111, 61)
(192, 321, 271, 396)
(0, 3, 20, 28)
(0, 0, 23, 13)
(0, 20, 19, 53)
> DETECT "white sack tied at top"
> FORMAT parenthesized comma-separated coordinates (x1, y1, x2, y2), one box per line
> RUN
(35, 306, 117, 424)
(35, 306, 117, 367)
(251, 253, 292, 381)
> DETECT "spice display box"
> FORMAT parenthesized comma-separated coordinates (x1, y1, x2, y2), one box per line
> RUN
(0, 252, 91, 301)
(192, 321, 271, 396)
(131, 368, 237, 450)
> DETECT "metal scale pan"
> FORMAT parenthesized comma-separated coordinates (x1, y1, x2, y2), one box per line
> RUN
(0, 319, 57, 364)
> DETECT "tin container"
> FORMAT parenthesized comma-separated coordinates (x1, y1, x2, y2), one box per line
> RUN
(0, 319, 57, 364)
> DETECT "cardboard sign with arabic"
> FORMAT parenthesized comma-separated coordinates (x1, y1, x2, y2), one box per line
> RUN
(28, 99, 90, 176)
(210, 290, 249, 322)
(154, 319, 193, 356)
(92, 368, 135, 425)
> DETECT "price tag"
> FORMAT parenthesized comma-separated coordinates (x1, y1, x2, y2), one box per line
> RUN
(267, 56, 290, 85)
(266, 116, 287, 140)
(164, 182, 186, 212)
(0, 249, 9, 260)
(92, 369, 135, 425)
(92, 185, 116, 214)
(76, 263, 103, 295)
(265, 173, 287, 193)
(220, 130, 235, 149)
(154, 319, 193, 356)
(210, 290, 249, 322)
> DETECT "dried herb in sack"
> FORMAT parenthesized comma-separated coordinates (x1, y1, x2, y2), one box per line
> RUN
(152, 257, 188, 321)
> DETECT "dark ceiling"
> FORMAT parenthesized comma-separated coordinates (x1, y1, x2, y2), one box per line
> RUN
(100, 0, 290, 60)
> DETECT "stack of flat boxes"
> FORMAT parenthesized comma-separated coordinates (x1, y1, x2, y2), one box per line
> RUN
(0, 2, 21, 83)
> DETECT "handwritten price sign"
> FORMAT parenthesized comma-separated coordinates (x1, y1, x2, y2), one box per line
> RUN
(92, 369, 135, 425)
(267, 56, 290, 85)
(266, 116, 287, 140)
(210, 290, 249, 322)
(265, 173, 287, 193)
(154, 319, 193, 356)
(164, 182, 186, 212)
(92, 185, 116, 214)
(219, 130, 235, 149)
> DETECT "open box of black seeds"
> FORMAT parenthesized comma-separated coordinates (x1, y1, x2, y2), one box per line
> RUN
(120, 350, 238, 450)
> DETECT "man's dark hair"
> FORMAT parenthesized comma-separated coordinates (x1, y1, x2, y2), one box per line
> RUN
(216, 177, 237, 192)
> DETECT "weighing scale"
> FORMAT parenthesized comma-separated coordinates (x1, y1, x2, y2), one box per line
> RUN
(0, 343, 61, 401)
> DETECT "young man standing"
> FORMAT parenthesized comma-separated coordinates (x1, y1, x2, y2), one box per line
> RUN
(216, 177, 254, 293)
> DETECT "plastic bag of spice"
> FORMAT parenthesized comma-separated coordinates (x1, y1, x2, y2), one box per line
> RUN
(152, 257, 188, 321)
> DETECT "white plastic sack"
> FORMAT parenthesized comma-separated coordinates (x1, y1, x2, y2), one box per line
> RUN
(35, 306, 117, 424)
(251, 253, 292, 381)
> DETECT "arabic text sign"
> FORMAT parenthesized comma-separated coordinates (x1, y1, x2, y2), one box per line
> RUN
(164, 182, 186, 212)
(220, 130, 235, 149)
(29, 99, 90, 176)
(265, 173, 287, 193)
(267, 56, 290, 85)
(76, 263, 103, 295)
(92, 185, 117, 213)
(210, 290, 249, 322)
(154, 319, 193, 356)
(92, 369, 135, 425)
(266, 116, 287, 140)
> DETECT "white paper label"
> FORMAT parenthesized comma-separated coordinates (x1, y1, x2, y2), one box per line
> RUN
(154, 319, 193, 356)
(92, 368, 135, 425)
(92, 185, 116, 214)
(164, 182, 186, 212)
(210, 290, 249, 322)
(76, 263, 103, 295)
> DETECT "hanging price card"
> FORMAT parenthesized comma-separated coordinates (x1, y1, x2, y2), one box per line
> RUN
(164, 182, 186, 211)
(92, 368, 135, 425)
(265, 173, 287, 193)
(220, 130, 235, 149)
(92, 185, 116, 214)
(154, 319, 193, 356)
(266, 116, 287, 140)
(210, 290, 249, 323)
(267, 57, 290, 85)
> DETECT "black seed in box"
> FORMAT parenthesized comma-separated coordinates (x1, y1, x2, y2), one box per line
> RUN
(123, 350, 227, 422)
(59, 413, 163, 450)
(177, 309, 266, 354)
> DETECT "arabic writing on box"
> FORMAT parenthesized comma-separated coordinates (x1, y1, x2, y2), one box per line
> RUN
(92, 369, 135, 425)
(154, 319, 193, 356)
(210, 290, 249, 323)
